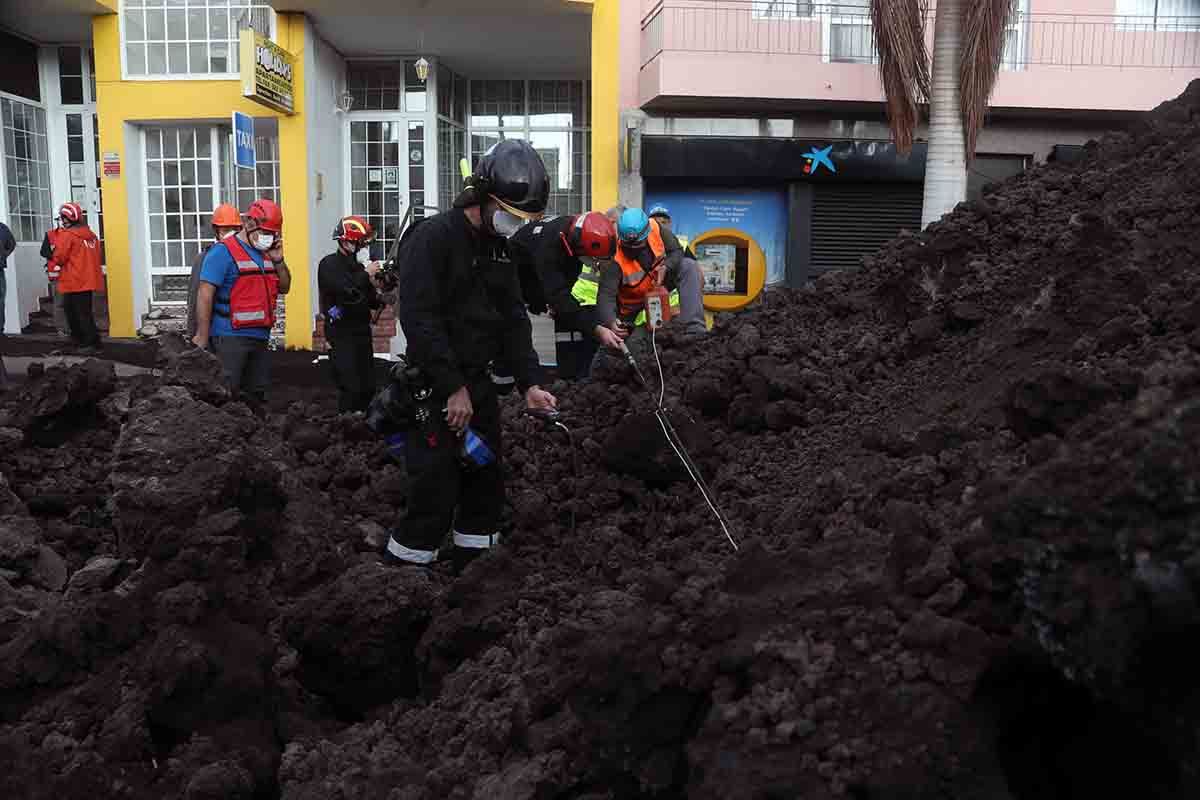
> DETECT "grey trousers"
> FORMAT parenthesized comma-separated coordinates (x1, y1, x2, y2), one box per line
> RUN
(211, 335, 271, 401)
(670, 257, 709, 335)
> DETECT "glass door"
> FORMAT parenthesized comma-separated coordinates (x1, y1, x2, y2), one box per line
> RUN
(347, 119, 409, 261)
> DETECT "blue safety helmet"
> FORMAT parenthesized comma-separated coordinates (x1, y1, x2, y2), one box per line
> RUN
(647, 204, 671, 220)
(617, 208, 651, 245)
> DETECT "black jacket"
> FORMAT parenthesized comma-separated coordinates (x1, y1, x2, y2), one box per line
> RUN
(396, 209, 542, 399)
(507, 215, 598, 335)
(318, 250, 382, 332)
(0, 222, 14, 269)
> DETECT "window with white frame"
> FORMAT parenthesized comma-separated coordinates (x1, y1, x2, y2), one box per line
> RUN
(753, 0, 815, 18)
(1000, 0, 1028, 70)
(346, 60, 430, 113)
(143, 123, 279, 303)
(469, 80, 590, 217)
(437, 64, 468, 213)
(121, 0, 273, 79)
(145, 126, 217, 301)
(828, 0, 876, 64)
(2, 96, 52, 242)
(235, 118, 280, 210)
(1116, 0, 1200, 31)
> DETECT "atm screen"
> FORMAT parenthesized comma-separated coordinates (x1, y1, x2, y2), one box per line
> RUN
(697, 243, 739, 295)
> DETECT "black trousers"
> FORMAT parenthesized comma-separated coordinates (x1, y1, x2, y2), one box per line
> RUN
(62, 291, 100, 347)
(328, 328, 376, 413)
(396, 377, 504, 552)
(553, 318, 599, 380)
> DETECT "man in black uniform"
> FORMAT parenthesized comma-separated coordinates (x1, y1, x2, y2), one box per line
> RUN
(385, 139, 558, 566)
(507, 210, 625, 379)
(318, 215, 384, 413)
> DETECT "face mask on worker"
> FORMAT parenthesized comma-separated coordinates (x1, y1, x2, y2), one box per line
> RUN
(253, 231, 275, 251)
(219, 229, 238, 240)
(490, 208, 525, 239)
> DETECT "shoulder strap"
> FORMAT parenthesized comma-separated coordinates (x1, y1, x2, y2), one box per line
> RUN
(222, 235, 255, 264)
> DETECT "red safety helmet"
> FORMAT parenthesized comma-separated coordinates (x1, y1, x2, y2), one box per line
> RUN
(564, 211, 616, 260)
(58, 202, 85, 224)
(332, 215, 375, 244)
(245, 198, 283, 233)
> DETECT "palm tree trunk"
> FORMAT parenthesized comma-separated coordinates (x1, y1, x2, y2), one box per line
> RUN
(921, 0, 967, 227)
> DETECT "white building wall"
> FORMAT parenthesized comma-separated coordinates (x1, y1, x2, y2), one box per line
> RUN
(303, 26, 346, 332)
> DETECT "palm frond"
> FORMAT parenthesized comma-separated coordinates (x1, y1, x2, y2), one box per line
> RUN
(871, 0, 931, 154)
(959, 0, 1012, 161)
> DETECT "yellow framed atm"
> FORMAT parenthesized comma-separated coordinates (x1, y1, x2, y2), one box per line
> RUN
(691, 228, 768, 316)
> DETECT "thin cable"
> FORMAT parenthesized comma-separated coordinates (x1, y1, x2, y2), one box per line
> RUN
(647, 325, 738, 551)
(655, 409, 738, 551)
(651, 326, 665, 409)
(554, 420, 578, 538)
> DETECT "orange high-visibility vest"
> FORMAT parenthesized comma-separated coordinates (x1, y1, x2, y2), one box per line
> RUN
(614, 218, 666, 318)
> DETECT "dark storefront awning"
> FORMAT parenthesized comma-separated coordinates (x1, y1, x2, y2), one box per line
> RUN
(643, 136, 928, 184)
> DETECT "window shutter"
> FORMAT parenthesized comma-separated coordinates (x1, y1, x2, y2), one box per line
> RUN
(810, 183, 922, 275)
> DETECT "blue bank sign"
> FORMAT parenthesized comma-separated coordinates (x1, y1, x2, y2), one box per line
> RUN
(233, 111, 255, 170)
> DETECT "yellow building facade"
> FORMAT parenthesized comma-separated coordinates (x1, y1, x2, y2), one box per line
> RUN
(1, 0, 618, 349)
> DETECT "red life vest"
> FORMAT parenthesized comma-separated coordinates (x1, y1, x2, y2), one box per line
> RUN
(45, 228, 62, 282)
(216, 235, 279, 330)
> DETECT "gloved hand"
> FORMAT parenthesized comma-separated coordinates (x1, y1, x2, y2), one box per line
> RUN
(327, 305, 343, 322)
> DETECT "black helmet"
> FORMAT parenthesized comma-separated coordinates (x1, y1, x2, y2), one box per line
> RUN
(474, 140, 549, 217)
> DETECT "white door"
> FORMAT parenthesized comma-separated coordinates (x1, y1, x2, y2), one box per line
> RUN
(63, 111, 103, 261)
(346, 118, 411, 261)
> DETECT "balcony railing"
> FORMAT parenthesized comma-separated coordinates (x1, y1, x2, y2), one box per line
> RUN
(641, 1, 1200, 71)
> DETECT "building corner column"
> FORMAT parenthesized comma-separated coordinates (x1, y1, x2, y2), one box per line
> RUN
(277, 12, 313, 350)
(590, 0, 619, 212)
(91, 11, 137, 338)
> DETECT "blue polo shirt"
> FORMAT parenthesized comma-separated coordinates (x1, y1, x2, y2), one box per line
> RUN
(198, 239, 270, 340)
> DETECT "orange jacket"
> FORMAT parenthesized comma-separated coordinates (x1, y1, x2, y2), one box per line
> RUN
(613, 218, 666, 317)
(47, 225, 104, 294)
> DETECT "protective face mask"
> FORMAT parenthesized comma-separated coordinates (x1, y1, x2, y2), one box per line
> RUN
(254, 233, 275, 251)
(220, 230, 238, 240)
(490, 209, 525, 239)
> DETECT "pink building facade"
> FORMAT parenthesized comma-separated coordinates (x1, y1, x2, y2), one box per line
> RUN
(618, 0, 1200, 285)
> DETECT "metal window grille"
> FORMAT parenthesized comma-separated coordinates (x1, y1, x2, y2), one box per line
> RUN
(121, 0, 274, 79)
(144, 126, 218, 302)
(1, 97, 51, 243)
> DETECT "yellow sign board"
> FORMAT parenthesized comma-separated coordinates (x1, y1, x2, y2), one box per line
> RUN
(239, 29, 295, 114)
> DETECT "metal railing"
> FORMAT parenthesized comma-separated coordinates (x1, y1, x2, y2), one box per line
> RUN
(641, 2, 1200, 70)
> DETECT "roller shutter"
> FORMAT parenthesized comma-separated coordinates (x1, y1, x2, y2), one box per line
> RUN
(810, 183, 922, 275)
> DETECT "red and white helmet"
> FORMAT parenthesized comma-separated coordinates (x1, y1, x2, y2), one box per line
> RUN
(332, 215, 375, 244)
(566, 211, 616, 260)
(245, 198, 283, 233)
(58, 202, 85, 224)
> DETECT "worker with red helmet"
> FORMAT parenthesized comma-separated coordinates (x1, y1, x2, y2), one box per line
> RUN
(506, 210, 624, 379)
(192, 197, 292, 407)
(45, 202, 104, 354)
(319, 215, 386, 412)
(186, 203, 242, 339)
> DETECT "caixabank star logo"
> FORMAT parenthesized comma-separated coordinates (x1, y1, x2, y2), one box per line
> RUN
(803, 145, 836, 176)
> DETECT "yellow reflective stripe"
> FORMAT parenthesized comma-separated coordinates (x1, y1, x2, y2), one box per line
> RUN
(571, 276, 598, 306)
